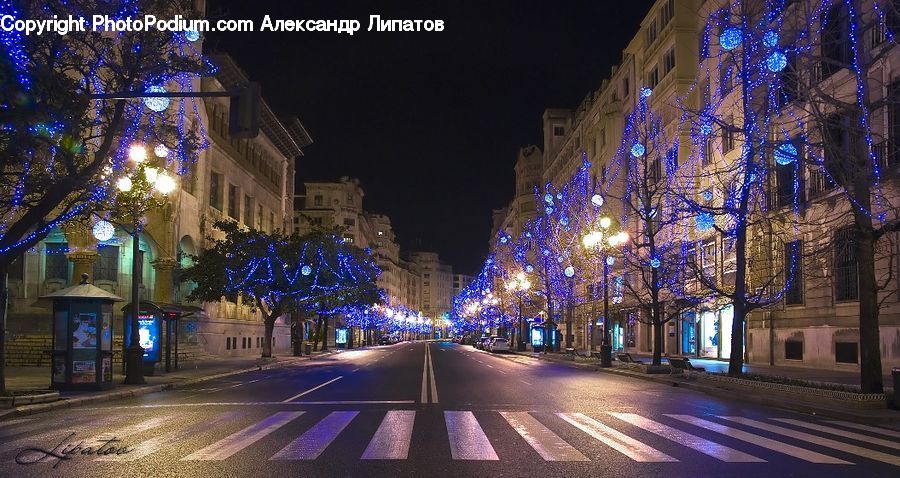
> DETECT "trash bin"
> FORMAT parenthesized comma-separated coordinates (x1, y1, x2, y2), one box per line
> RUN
(304, 342, 312, 356)
(893, 367, 900, 407)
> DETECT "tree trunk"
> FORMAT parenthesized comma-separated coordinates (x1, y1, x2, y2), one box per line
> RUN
(322, 315, 330, 351)
(262, 314, 275, 358)
(565, 298, 574, 349)
(855, 216, 884, 393)
(0, 266, 8, 394)
(312, 315, 323, 351)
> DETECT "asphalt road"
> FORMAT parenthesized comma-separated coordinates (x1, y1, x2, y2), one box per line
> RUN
(1, 341, 898, 477)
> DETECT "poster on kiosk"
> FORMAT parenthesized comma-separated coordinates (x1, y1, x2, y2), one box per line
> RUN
(125, 312, 162, 373)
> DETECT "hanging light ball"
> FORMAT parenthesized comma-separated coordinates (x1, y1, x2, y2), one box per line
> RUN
(702, 190, 714, 202)
(775, 142, 798, 165)
(763, 30, 779, 48)
(544, 193, 554, 204)
(525, 264, 534, 273)
(650, 258, 661, 269)
(591, 194, 604, 207)
(499, 235, 509, 244)
(154, 172, 177, 194)
(92, 220, 115, 241)
(128, 144, 147, 162)
(116, 176, 133, 192)
(545, 206, 554, 215)
(631, 143, 646, 157)
(154, 144, 169, 158)
(564, 266, 575, 278)
(599, 217, 612, 229)
(142, 85, 170, 112)
(766, 51, 787, 72)
(640, 87, 653, 98)
(606, 256, 615, 266)
(696, 212, 715, 231)
(700, 121, 714, 136)
(301, 265, 312, 276)
(720, 27, 742, 51)
(556, 255, 564, 263)
(184, 29, 200, 42)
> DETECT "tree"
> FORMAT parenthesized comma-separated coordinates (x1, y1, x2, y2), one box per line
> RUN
(182, 222, 381, 357)
(608, 90, 699, 365)
(0, 0, 207, 392)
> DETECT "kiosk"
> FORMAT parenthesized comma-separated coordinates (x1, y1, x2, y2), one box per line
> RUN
(122, 302, 196, 375)
(43, 274, 122, 391)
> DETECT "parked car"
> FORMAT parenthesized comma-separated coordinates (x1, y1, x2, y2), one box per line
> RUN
(481, 337, 494, 350)
(474, 336, 489, 349)
(488, 337, 510, 353)
(378, 336, 392, 345)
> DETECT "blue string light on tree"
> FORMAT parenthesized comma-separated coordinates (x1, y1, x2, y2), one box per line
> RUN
(720, 26, 742, 51)
(696, 212, 714, 232)
(763, 30, 779, 47)
(775, 142, 798, 165)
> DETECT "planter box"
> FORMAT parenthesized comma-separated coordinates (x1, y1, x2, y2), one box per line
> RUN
(698, 374, 888, 409)
(622, 364, 671, 374)
(0, 391, 60, 409)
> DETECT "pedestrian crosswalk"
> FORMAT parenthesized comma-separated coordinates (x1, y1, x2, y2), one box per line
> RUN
(1, 408, 898, 467)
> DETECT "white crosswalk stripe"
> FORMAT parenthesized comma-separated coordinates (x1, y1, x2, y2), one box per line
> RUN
(97, 411, 246, 461)
(500, 412, 588, 462)
(822, 420, 900, 440)
(665, 414, 850, 464)
(719, 416, 900, 467)
(608, 412, 765, 462)
(271, 411, 358, 460)
(444, 411, 499, 460)
(182, 411, 304, 461)
(361, 410, 415, 460)
(771, 418, 900, 451)
(557, 412, 677, 462)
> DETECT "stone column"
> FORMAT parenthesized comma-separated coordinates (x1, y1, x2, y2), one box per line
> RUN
(152, 257, 178, 303)
(67, 251, 98, 285)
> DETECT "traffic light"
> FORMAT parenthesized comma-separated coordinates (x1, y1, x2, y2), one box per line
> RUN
(229, 82, 261, 138)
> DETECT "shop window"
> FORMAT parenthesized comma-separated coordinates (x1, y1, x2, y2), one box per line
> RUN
(835, 341, 858, 363)
(45, 243, 69, 281)
(93, 246, 119, 282)
(784, 340, 803, 360)
(833, 227, 858, 301)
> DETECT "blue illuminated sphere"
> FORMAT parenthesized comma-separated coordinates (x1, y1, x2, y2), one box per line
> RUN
(301, 265, 312, 276)
(640, 87, 653, 98)
(720, 27, 742, 51)
(545, 206, 554, 215)
(763, 30, 779, 48)
(591, 194, 604, 207)
(544, 193, 554, 204)
(92, 220, 115, 241)
(560, 217, 569, 227)
(702, 190, 714, 201)
(766, 51, 787, 72)
(556, 193, 562, 200)
(631, 143, 646, 157)
(525, 264, 534, 273)
(499, 235, 508, 244)
(606, 256, 615, 266)
(564, 266, 575, 278)
(143, 85, 170, 112)
(700, 122, 713, 136)
(184, 29, 200, 42)
(650, 258, 661, 269)
(696, 212, 714, 231)
(556, 256, 564, 263)
(775, 142, 798, 165)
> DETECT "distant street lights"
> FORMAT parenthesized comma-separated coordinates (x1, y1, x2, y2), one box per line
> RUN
(582, 216, 628, 368)
(505, 271, 531, 351)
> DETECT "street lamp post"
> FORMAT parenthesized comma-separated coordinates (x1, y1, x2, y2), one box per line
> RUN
(114, 143, 178, 385)
(582, 218, 628, 368)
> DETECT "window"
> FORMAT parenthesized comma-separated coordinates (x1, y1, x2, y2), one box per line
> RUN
(226, 337, 231, 350)
(834, 227, 858, 301)
(9, 254, 24, 280)
(701, 239, 717, 282)
(649, 157, 662, 184)
(343, 217, 356, 226)
(785, 240, 804, 305)
(821, 5, 851, 80)
(722, 125, 735, 153)
(313, 195, 324, 207)
(659, 0, 674, 27)
(227, 184, 238, 218)
(646, 18, 658, 45)
(553, 125, 565, 136)
(662, 47, 676, 76)
(785, 340, 803, 360)
(622, 76, 630, 97)
(209, 172, 223, 210)
(343, 234, 355, 244)
(646, 66, 659, 89)
(257, 204, 263, 230)
(887, 80, 900, 167)
(775, 143, 805, 207)
(244, 195, 254, 226)
(270, 212, 275, 232)
(835, 342, 858, 364)
(45, 243, 69, 281)
(93, 246, 119, 282)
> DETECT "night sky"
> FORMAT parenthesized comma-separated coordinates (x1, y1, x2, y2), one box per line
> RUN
(208, 1, 653, 274)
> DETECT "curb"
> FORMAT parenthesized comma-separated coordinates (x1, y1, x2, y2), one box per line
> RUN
(498, 348, 900, 425)
(0, 350, 340, 421)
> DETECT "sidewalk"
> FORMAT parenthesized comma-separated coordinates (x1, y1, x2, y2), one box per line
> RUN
(1, 349, 341, 419)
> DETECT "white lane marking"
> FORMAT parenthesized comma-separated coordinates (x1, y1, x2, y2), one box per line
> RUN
(772, 418, 900, 451)
(421, 345, 429, 403)
(99, 411, 245, 461)
(497, 369, 507, 374)
(183, 411, 304, 460)
(823, 420, 900, 439)
(281, 376, 343, 403)
(428, 345, 439, 404)
(520, 380, 533, 386)
(271, 411, 358, 460)
(0, 418, 34, 429)
(485, 364, 494, 368)
(558, 413, 676, 462)
(352, 368, 360, 373)
(444, 411, 499, 460)
(665, 415, 850, 464)
(361, 410, 416, 460)
(83, 400, 415, 409)
(500, 412, 588, 462)
(609, 412, 764, 462)
(719, 416, 900, 467)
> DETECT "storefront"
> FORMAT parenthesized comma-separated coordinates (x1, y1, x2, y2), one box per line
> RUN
(697, 304, 738, 359)
(680, 310, 696, 356)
